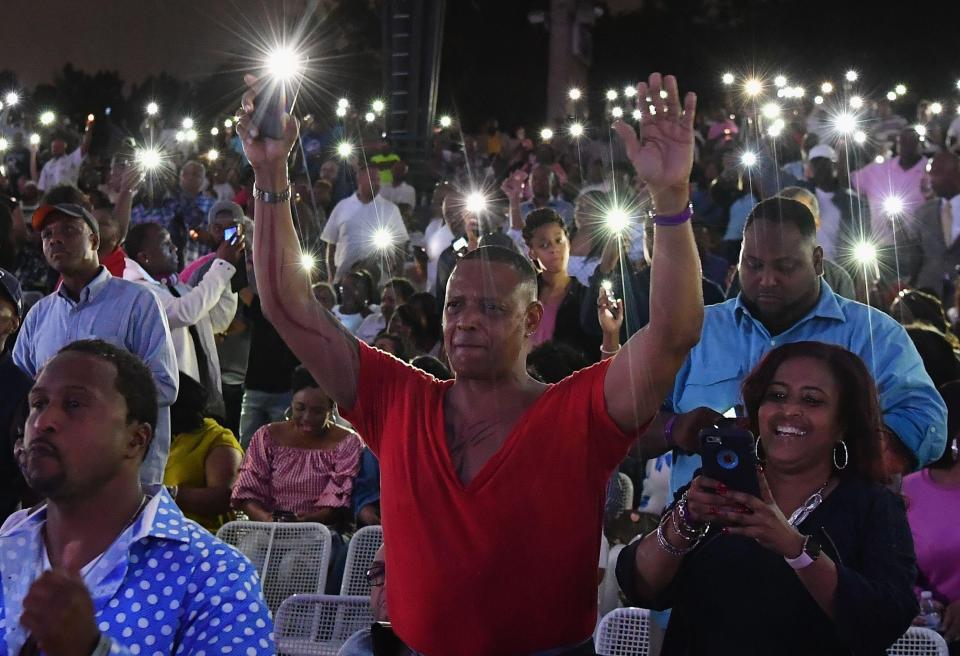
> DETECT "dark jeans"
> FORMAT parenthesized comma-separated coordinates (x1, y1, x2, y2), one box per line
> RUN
(222, 383, 244, 437)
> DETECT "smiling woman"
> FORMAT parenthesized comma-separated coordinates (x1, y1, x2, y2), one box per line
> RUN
(617, 341, 919, 655)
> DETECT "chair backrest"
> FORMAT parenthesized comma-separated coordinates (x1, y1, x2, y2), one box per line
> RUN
(340, 525, 384, 596)
(617, 472, 634, 511)
(217, 520, 332, 613)
(595, 607, 651, 656)
(597, 544, 627, 619)
(274, 593, 373, 656)
(886, 627, 949, 656)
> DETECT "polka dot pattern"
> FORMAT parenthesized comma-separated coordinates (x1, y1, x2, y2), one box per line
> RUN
(0, 491, 275, 655)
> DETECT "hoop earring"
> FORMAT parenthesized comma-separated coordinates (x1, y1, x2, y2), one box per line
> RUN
(754, 438, 764, 463)
(951, 437, 959, 464)
(833, 440, 849, 470)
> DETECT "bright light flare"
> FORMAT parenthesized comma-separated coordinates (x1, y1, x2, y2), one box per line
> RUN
(135, 147, 162, 170)
(336, 141, 353, 159)
(740, 151, 758, 168)
(605, 207, 630, 234)
(886, 91, 897, 101)
(914, 124, 927, 138)
(875, 155, 885, 164)
(439, 115, 452, 128)
(895, 84, 907, 96)
(632, 109, 642, 121)
(181, 117, 194, 130)
(814, 95, 824, 105)
(605, 89, 618, 101)
(721, 72, 735, 85)
(767, 119, 786, 138)
(853, 241, 877, 266)
(39, 111, 55, 126)
(371, 99, 386, 114)
(834, 112, 858, 134)
(337, 98, 349, 109)
(364, 112, 376, 123)
(853, 130, 867, 145)
(568, 122, 584, 138)
(146, 102, 159, 116)
(210, 127, 219, 136)
(4, 92, 19, 106)
(206, 149, 219, 162)
(774, 75, 787, 88)
(568, 87, 582, 101)
(792, 86, 805, 98)
(931, 102, 943, 115)
(820, 82, 834, 94)
(611, 106, 624, 119)
(601, 279, 614, 293)
(624, 85, 637, 98)
(744, 78, 763, 97)
(300, 253, 316, 271)
(184, 129, 198, 142)
(29, 133, 40, 146)
(224, 118, 234, 128)
(371, 228, 394, 251)
(540, 127, 554, 141)
(761, 102, 781, 119)
(882, 195, 905, 217)
(0, 138, 8, 151)
(465, 192, 487, 214)
(335, 106, 347, 118)
(849, 96, 863, 109)
(845, 70, 858, 82)
(265, 47, 304, 81)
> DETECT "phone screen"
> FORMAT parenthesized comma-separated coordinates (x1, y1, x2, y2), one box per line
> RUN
(223, 226, 239, 243)
(452, 236, 469, 253)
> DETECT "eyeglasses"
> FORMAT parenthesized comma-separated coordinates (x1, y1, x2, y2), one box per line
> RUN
(365, 563, 386, 587)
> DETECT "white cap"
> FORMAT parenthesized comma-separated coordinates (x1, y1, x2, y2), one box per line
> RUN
(808, 144, 838, 163)
(921, 591, 933, 599)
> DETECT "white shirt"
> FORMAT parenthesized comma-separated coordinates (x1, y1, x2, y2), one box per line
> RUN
(37, 147, 84, 191)
(815, 187, 842, 260)
(320, 193, 409, 283)
(123, 257, 237, 392)
(378, 181, 416, 209)
(945, 195, 960, 245)
(356, 311, 386, 344)
(850, 156, 928, 245)
(332, 305, 367, 335)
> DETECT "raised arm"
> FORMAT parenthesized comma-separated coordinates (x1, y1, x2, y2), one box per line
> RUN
(604, 73, 703, 432)
(236, 75, 359, 408)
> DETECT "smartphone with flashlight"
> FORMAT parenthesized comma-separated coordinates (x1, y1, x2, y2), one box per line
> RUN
(223, 225, 239, 244)
(452, 236, 469, 254)
(699, 419, 761, 497)
(253, 84, 288, 141)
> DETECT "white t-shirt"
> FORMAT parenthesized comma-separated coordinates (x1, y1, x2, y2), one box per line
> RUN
(378, 181, 416, 209)
(815, 188, 842, 260)
(321, 194, 408, 282)
(424, 218, 454, 294)
(38, 147, 84, 191)
(849, 156, 928, 245)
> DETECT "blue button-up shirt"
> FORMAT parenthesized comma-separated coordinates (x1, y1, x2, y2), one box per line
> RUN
(12, 268, 179, 486)
(520, 198, 576, 227)
(0, 490, 274, 655)
(669, 281, 947, 496)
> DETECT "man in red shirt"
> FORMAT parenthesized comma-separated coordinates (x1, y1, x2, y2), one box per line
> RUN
(240, 72, 703, 655)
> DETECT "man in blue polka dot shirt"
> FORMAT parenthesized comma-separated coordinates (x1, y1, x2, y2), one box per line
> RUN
(0, 339, 274, 655)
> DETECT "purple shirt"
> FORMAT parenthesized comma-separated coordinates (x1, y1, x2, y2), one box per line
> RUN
(903, 469, 960, 603)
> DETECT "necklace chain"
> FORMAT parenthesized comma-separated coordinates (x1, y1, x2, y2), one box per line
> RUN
(787, 479, 831, 527)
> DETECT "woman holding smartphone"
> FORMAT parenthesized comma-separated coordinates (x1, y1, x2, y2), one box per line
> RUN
(616, 341, 918, 655)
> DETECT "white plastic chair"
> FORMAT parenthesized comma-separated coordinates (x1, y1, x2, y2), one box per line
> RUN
(598, 544, 626, 619)
(274, 593, 372, 656)
(617, 473, 634, 511)
(340, 525, 384, 596)
(595, 607, 651, 656)
(887, 627, 949, 655)
(217, 520, 332, 613)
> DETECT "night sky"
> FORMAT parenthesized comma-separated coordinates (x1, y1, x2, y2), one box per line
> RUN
(5, 0, 959, 131)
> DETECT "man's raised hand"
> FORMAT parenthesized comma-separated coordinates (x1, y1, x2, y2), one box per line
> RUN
(613, 73, 696, 208)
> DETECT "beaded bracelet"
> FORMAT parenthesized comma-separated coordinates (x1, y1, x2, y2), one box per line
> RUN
(653, 204, 693, 227)
(676, 493, 711, 540)
(656, 512, 688, 557)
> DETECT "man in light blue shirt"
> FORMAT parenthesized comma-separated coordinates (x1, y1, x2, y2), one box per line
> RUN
(1, 340, 272, 655)
(13, 201, 178, 487)
(519, 165, 575, 227)
(636, 197, 946, 497)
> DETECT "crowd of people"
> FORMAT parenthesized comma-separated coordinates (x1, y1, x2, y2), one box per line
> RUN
(0, 63, 957, 655)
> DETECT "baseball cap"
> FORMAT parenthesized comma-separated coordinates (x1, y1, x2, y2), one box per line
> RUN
(808, 144, 838, 163)
(31, 203, 100, 237)
(208, 200, 244, 225)
(0, 267, 23, 318)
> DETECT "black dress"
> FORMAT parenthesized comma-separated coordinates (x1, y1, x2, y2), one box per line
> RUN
(616, 478, 919, 655)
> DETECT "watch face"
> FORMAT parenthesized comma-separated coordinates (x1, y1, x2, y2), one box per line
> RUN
(804, 536, 823, 560)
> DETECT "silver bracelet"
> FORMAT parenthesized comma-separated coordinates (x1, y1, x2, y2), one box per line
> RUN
(253, 184, 291, 204)
(600, 345, 621, 355)
(676, 493, 711, 540)
(656, 511, 693, 557)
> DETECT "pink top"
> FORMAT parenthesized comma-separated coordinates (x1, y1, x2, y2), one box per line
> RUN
(530, 298, 561, 347)
(179, 252, 217, 285)
(231, 423, 363, 515)
(903, 469, 960, 603)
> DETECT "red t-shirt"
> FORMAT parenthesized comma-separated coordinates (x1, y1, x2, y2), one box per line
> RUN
(341, 343, 638, 655)
(101, 246, 127, 278)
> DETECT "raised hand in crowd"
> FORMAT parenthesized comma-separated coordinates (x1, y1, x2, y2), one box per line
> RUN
(597, 285, 623, 360)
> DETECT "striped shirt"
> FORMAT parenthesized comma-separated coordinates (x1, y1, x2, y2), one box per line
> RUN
(231, 423, 362, 515)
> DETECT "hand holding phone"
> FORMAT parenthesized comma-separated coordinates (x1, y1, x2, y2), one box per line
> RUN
(698, 419, 761, 497)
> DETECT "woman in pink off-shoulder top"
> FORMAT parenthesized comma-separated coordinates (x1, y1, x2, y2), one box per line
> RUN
(232, 366, 362, 530)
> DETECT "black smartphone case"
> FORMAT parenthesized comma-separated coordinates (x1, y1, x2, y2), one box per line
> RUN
(699, 420, 761, 497)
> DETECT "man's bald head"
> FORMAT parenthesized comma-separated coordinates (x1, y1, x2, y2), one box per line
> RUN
(931, 152, 960, 199)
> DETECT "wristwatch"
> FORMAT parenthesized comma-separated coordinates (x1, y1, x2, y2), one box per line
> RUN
(253, 184, 292, 204)
(785, 534, 822, 570)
